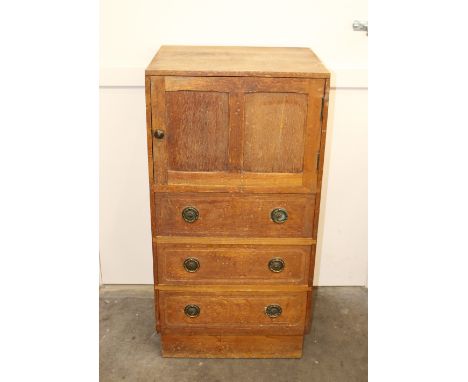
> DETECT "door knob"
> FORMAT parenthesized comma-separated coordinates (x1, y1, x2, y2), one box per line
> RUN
(183, 258, 200, 272)
(154, 129, 165, 139)
(182, 207, 199, 223)
(271, 208, 288, 224)
(265, 304, 282, 318)
(268, 258, 285, 273)
(184, 304, 200, 318)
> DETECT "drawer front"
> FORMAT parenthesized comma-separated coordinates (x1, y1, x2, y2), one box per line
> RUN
(156, 243, 312, 285)
(158, 291, 307, 335)
(154, 193, 315, 237)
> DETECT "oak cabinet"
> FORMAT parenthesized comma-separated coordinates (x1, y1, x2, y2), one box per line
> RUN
(145, 46, 329, 358)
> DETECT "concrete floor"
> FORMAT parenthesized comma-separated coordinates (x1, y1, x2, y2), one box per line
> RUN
(100, 286, 367, 382)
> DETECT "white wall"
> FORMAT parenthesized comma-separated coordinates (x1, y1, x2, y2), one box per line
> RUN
(100, 0, 367, 285)
(315, 88, 368, 285)
(100, 87, 153, 283)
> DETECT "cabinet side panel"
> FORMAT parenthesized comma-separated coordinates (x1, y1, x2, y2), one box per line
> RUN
(306, 79, 329, 333)
(302, 79, 326, 190)
(146, 77, 158, 255)
(146, 76, 159, 331)
(304, 79, 329, 332)
(312, 79, 330, 239)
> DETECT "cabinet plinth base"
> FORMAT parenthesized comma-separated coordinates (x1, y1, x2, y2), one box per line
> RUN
(161, 335, 304, 358)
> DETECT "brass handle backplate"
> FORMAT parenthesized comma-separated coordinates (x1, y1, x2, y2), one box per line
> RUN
(265, 304, 282, 318)
(183, 258, 200, 272)
(184, 304, 200, 318)
(182, 207, 199, 223)
(271, 208, 288, 224)
(268, 258, 285, 273)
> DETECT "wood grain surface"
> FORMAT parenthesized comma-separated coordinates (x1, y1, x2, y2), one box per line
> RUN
(154, 236, 316, 245)
(161, 335, 304, 358)
(156, 243, 313, 285)
(149, 76, 325, 193)
(155, 285, 311, 292)
(144, 46, 330, 358)
(244, 92, 307, 173)
(158, 290, 308, 335)
(166, 91, 229, 171)
(146, 46, 330, 78)
(154, 193, 315, 237)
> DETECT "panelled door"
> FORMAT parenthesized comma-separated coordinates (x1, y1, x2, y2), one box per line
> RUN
(150, 76, 325, 193)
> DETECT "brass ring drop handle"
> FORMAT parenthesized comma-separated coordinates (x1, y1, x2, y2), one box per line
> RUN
(265, 304, 282, 318)
(268, 258, 285, 273)
(271, 208, 288, 224)
(182, 207, 199, 223)
(183, 258, 200, 272)
(184, 304, 200, 318)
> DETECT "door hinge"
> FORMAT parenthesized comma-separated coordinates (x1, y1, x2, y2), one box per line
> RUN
(320, 96, 325, 123)
(316, 151, 321, 170)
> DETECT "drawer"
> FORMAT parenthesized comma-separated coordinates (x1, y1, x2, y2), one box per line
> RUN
(156, 243, 313, 285)
(153, 193, 315, 237)
(158, 290, 307, 335)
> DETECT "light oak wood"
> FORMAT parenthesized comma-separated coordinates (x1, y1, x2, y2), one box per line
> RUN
(146, 46, 330, 78)
(244, 92, 307, 173)
(158, 290, 308, 335)
(227, 92, 243, 172)
(151, 76, 168, 185)
(144, 46, 330, 358)
(145, 77, 154, 184)
(154, 236, 316, 245)
(152, 172, 310, 193)
(150, 75, 325, 194)
(302, 79, 326, 190)
(155, 285, 312, 292)
(165, 91, 230, 171)
(153, 193, 315, 237)
(312, 78, 330, 239)
(156, 243, 313, 285)
(161, 335, 304, 358)
(164, 76, 312, 93)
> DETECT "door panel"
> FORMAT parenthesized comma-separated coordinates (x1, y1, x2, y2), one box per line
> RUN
(244, 92, 307, 173)
(166, 91, 229, 171)
(152, 77, 241, 192)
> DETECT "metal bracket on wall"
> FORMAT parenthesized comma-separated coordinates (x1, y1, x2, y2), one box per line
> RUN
(353, 20, 368, 36)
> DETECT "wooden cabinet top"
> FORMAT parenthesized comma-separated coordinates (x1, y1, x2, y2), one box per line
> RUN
(146, 46, 329, 78)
